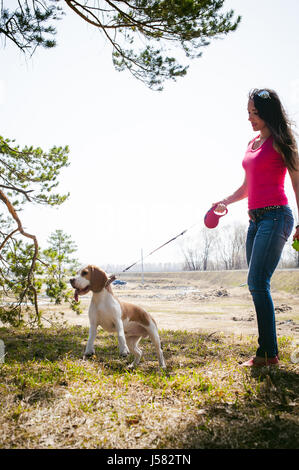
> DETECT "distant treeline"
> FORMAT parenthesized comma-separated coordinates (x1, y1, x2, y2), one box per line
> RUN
(103, 222, 299, 273)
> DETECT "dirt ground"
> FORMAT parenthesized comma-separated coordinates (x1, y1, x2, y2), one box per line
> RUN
(59, 273, 299, 341)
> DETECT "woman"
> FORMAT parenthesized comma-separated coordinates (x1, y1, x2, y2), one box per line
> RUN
(214, 88, 299, 367)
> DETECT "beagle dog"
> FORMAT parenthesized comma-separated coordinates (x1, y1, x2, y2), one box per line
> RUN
(70, 265, 166, 369)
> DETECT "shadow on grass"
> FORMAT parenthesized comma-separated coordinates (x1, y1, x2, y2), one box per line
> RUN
(0, 325, 89, 363)
(158, 355, 299, 449)
(1, 325, 298, 448)
(0, 325, 235, 369)
(162, 405, 299, 449)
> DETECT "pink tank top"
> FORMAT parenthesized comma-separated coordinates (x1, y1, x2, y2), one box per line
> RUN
(242, 135, 288, 210)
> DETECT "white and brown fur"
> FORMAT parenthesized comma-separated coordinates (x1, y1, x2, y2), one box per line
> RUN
(70, 265, 166, 368)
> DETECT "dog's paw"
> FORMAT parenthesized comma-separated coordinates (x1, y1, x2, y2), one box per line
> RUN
(83, 350, 95, 359)
(127, 362, 136, 369)
(120, 349, 129, 357)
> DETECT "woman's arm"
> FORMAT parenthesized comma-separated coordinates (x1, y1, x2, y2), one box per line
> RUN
(288, 167, 299, 240)
(213, 175, 248, 213)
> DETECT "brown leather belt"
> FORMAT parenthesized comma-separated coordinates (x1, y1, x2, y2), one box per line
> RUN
(248, 205, 285, 222)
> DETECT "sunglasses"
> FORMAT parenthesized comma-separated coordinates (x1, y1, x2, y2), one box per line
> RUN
(257, 90, 271, 99)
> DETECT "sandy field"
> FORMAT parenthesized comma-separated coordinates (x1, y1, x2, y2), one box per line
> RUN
(59, 270, 299, 341)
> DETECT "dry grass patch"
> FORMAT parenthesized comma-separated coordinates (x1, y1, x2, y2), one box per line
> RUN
(0, 325, 298, 449)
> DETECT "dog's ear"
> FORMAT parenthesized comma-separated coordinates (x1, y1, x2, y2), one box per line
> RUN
(88, 265, 108, 293)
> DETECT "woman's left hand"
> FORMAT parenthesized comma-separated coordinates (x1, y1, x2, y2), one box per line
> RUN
(293, 227, 299, 241)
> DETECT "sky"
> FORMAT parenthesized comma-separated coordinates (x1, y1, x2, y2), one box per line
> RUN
(1, 0, 299, 270)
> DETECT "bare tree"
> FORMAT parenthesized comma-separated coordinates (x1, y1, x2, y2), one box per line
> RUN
(181, 227, 217, 271)
(215, 223, 247, 270)
(181, 223, 247, 271)
(230, 223, 247, 269)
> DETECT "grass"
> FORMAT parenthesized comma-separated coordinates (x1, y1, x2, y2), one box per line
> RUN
(0, 324, 299, 449)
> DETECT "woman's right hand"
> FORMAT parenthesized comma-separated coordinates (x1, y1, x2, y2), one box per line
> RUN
(212, 201, 227, 213)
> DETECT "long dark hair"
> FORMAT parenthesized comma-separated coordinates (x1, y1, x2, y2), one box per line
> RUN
(249, 88, 298, 171)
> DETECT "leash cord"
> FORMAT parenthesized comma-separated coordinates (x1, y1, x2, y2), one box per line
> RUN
(120, 222, 198, 274)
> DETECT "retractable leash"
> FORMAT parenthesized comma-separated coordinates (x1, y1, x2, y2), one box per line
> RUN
(106, 204, 229, 283)
(204, 204, 228, 229)
(122, 221, 199, 273)
(107, 221, 199, 283)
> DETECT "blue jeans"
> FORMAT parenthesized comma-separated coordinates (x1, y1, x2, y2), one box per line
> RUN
(246, 205, 294, 358)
